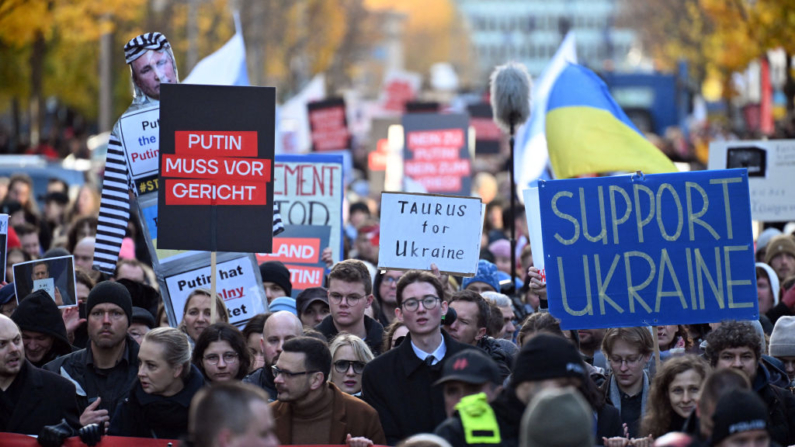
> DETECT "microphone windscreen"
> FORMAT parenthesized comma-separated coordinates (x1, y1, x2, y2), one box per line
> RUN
(489, 62, 533, 133)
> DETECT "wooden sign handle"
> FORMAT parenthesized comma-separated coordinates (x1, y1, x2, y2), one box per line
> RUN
(210, 252, 217, 324)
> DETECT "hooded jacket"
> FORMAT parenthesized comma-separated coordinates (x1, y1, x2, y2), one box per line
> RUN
(243, 365, 278, 401)
(11, 290, 72, 367)
(108, 363, 205, 439)
(751, 362, 795, 447)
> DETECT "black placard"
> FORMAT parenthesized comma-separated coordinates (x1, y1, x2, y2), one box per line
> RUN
(158, 84, 276, 253)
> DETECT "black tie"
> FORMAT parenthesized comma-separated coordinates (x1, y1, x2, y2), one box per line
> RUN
(425, 355, 436, 366)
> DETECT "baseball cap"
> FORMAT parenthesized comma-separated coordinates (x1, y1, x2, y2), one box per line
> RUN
(296, 287, 329, 315)
(433, 349, 501, 387)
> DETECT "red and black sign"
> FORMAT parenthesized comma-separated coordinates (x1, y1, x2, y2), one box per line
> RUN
(308, 97, 351, 152)
(402, 113, 471, 196)
(158, 84, 275, 253)
(467, 103, 502, 155)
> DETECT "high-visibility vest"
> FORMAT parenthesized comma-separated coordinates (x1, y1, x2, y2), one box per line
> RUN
(456, 392, 501, 444)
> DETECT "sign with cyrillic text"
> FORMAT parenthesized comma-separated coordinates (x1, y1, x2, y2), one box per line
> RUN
(378, 192, 482, 276)
(157, 84, 275, 252)
(402, 114, 472, 196)
(540, 169, 757, 330)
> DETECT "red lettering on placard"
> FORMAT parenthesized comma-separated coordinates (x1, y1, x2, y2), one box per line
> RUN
(166, 179, 268, 205)
(407, 129, 464, 150)
(162, 155, 271, 181)
(286, 265, 325, 288)
(175, 131, 258, 157)
(274, 164, 339, 197)
(470, 117, 502, 141)
(260, 238, 321, 264)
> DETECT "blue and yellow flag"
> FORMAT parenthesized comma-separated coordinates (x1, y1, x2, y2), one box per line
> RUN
(545, 63, 676, 178)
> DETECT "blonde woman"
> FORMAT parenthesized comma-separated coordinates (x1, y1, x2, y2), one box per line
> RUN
(329, 333, 375, 396)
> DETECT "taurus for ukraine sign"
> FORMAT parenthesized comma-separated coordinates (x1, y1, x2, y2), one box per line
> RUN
(539, 169, 758, 330)
(157, 84, 276, 253)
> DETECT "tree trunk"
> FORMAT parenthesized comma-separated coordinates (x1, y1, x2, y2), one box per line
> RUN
(28, 31, 46, 147)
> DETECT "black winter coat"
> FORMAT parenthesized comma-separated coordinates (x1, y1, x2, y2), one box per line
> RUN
(753, 363, 795, 447)
(0, 360, 80, 435)
(43, 334, 140, 418)
(362, 330, 475, 445)
(108, 364, 204, 439)
(316, 314, 384, 356)
(476, 336, 514, 381)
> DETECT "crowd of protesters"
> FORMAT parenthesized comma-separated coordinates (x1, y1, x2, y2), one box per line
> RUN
(0, 167, 794, 447)
(2, 30, 795, 447)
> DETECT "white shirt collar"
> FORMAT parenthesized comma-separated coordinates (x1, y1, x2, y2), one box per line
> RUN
(411, 335, 446, 365)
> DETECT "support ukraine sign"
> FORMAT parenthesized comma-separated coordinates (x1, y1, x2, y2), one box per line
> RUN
(539, 169, 757, 330)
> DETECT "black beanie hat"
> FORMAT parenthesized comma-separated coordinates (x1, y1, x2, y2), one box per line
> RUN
(259, 261, 292, 296)
(512, 332, 587, 385)
(11, 290, 72, 357)
(131, 306, 156, 329)
(711, 389, 769, 446)
(87, 281, 133, 326)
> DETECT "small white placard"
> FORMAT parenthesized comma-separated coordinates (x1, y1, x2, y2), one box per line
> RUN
(378, 192, 483, 276)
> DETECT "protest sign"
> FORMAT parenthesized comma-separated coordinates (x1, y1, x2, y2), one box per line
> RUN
(273, 154, 343, 264)
(378, 192, 483, 276)
(157, 84, 276, 253)
(367, 117, 400, 194)
(164, 255, 266, 327)
(308, 98, 351, 152)
(257, 225, 331, 297)
(381, 70, 421, 113)
(117, 106, 161, 192)
(402, 114, 472, 196)
(539, 169, 757, 330)
(13, 256, 77, 308)
(522, 184, 546, 281)
(467, 103, 502, 155)
(0, 214, 7, 282)
(708, 140, 795, 221)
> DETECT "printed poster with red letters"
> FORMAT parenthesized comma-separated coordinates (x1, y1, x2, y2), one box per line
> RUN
(157, 84, 275, 253)
(467, 102, 502, 155)
(257, 225, 331, 298)
(308, 97, 351, 152)
(402, 113, 472, 196)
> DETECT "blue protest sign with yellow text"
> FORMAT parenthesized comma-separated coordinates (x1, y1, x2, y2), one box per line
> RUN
(539, 169, 757, 329)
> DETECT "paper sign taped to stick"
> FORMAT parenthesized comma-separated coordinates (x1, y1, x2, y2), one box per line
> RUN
(522, 184, 545, 280)
(257, 225, 331, 297)
(164, 256, 266, 327)
(539, 169, 757, 330)
(708, 140, 795, 222)
(378, 192, 483, 276)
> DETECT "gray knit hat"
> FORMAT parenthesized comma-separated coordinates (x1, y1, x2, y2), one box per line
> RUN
(520, 387, 593, 447)
(770, 316, 795, 358)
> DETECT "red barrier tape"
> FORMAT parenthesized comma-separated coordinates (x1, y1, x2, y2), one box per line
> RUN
(0, 434, 388, 447)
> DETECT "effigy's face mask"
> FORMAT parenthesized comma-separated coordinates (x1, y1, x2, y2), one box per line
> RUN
(131, 49, 176, 100)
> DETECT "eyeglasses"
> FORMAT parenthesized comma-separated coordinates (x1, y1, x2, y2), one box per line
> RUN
(609, 355, 644, 367)
(401, 296, 440, 312)
(334, 360, 366, 374)
(203, 352, 239, 365)
(328, 293, 364, 305)
(382, 276, 399, 285)
(272, 365, 319, 379)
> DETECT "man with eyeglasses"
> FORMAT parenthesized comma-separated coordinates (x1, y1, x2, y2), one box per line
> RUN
(705, 320, 795, 447)
(600, 327, 654, 439)
(270, 336, 386, 445)
(362, 270, 475, 445)
(44, 281, 140, 430)
(244, 311, 304, 401)
(316, 260, 384, 356)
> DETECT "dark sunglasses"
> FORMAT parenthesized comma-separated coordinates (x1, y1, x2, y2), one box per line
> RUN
(333, 360, 366, 374)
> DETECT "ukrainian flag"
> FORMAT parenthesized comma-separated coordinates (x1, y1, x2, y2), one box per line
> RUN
(545, 63, 677, 178)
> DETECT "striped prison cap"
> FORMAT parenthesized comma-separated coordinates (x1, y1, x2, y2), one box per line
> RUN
(124, 32, 170, 64)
